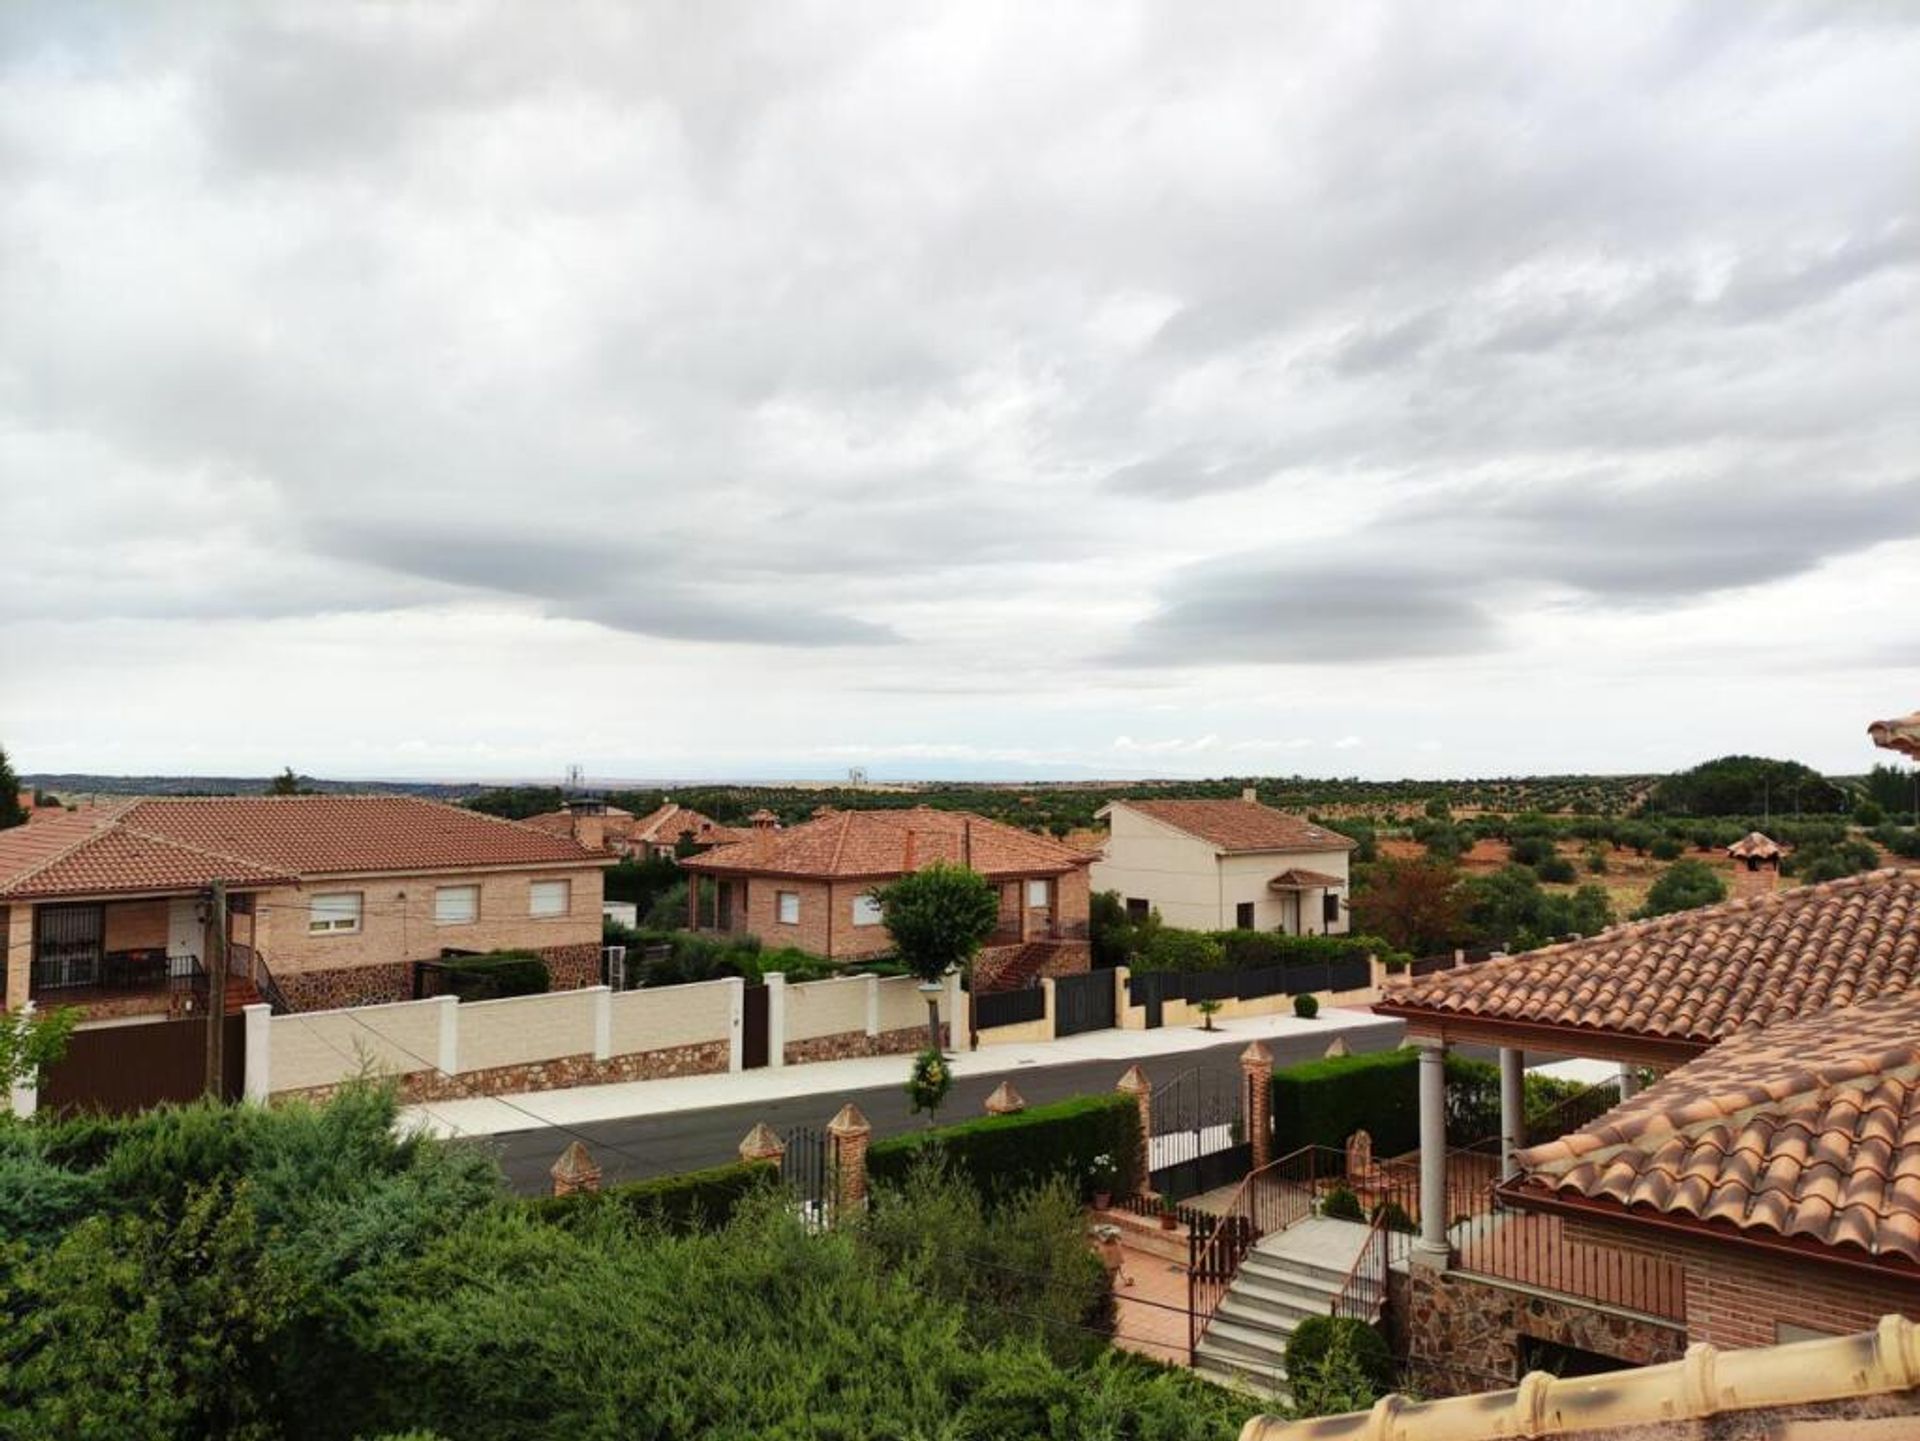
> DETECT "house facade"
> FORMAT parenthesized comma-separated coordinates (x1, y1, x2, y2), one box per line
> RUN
(1370, 867, 1920, 1395)
(1, 796, 609, 1017)
(1091, 792, 1355, 934)
(523, 798, 746, 859)
(679, 806, 1094, 984)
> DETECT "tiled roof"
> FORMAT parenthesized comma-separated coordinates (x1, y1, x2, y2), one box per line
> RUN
(683, 806, 1091, 880)
(1268, 867, 1345, 889)
(1726, 830, 1786, 859)
(1378, 868, 1920, 1046)
(1871, 710, 1920, 760)
(1515, 989, 1920, 1266)
(0, 796, 601, 899)
(1107, 799, 1355, 854)
(1242, 1313, 1920, 1441)
(628, 803, 746, 848)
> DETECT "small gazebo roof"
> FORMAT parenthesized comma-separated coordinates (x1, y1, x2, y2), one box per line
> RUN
(1870, 711, 1920, 761)
(1726, 830, 1786, 860)
(1268, 867, 1345, 890)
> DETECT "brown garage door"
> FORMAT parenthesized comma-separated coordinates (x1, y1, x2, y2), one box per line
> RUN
(39, 1014, 245, 1116)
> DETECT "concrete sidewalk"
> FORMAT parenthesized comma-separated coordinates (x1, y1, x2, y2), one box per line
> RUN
(403, 1007, 1403, 1139)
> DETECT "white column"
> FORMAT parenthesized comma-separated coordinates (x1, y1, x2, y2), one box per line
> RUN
(436, 994, 459, 1075)
(1041, 977, 1059, 1041)
(591, 985, 612, 1063)
(765, 971, 786, 1069)
(1618, 1061, 1641, 1099)
(946, 967, 966, 1051)
(242, 1002, 273, 1103)
(1499, 1046, 1525, 1180)
(726, 976, 745, 1073)
(864, 973, 881, 1038)
(1414, 1037, 1451, 1269)
(8, 1000, 38, 1118)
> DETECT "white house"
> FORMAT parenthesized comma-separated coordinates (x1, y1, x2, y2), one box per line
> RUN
(1091, 791, 1356, 935)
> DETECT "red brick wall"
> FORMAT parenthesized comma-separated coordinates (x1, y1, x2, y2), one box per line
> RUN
(1564, 1215, 1920, 1348)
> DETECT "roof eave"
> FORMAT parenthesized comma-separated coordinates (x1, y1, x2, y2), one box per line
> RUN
(1372, 1001, 1711, 1066)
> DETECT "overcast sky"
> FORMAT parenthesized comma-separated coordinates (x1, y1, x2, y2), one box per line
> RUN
(3, 3, 1917, 783)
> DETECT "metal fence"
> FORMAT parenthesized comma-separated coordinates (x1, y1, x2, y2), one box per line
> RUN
(973, 986, 1046, 1030)
(1128, 955, 1372, 1013)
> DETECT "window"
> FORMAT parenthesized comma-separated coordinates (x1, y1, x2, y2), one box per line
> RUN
(1026, 878, 1050, 907)
(1125, 897, 1151, 922)
(777, 891, 800, 925)
(851, 893, 883, 927)
(435, 885, 479, 925)
(1323, 892, 1341, 926)
(1235, 902, 1255, 930)
(309, 893, 362, 934)
(530, 879, 571, 917)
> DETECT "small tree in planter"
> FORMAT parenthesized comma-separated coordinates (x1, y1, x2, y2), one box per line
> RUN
(905, 1047, 953, 1127)
(875, 861, 1001, 1054)
(1193, 997, 1223, 1031)
(1294, 993, 1320, 1019)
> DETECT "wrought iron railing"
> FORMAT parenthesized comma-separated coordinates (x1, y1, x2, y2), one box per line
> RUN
(1329, 1210, 1393, 1323)
(1187, 1145, 1339, 1358)
(1451, 1198, 1686, 1320)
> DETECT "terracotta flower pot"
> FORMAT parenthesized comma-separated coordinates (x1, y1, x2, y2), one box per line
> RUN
(1092, 1190, 1113, 1211)
(1158, 1210, 1178, 1231)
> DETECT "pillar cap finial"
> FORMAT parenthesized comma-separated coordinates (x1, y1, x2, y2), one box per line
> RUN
(550, 1140, 600, 1184)
(828, 1102, 872, 1136)
(1116, 1064, 1151, 1095)
(1238, 1040, 1273, 1067)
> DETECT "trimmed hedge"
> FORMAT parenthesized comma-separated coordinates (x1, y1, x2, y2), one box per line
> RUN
(435, 951, 549, 1000)
(528, 1158, 777, 1231)
(869, 1093, 1143, 1199)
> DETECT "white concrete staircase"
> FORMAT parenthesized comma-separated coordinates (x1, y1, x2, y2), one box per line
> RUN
(1192, 1216, 1376, 1397)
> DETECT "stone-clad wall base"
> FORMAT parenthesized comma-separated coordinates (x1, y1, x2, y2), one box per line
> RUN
(1404, 1266, 1685, 1399)
(785, 1024, 948, 1066)
(278, 961, 415, 1011)
(538, 943, 602, 991)
(275, 1038, 728, 1106)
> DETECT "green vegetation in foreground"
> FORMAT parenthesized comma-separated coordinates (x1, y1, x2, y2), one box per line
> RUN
(0, 1085, 1249, 1441)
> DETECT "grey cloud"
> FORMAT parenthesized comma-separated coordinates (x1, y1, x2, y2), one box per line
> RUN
(1102, 448, 1278, 498)
(1113, 561, 1499, 667)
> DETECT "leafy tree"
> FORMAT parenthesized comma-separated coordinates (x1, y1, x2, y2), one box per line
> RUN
(1410, 818, 1466, 861)
(1088, 890, 1134, 969)
(1855, 801, 1885, 828)
(1584, 843, 1610, 875)
(1535, 854, 1577, 884)
(1649, 755, 1848, 816)
(0, 747, 24, 829)
(1863, 764, 1917, 816)
(0, 1004, 76, 1095)
(1637, 858, 1729, 919)
(1783, 837, 1881, 884)
(1132, 927, 1224, 974)
(1649, 835, 1684, 862)
(267, 767, 307, 796)
(1351, 858, 1465, 956)
(876, 862, 1001, 1052)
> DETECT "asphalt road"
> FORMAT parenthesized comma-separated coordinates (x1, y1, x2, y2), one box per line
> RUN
(481, 1015, 1473, 1194)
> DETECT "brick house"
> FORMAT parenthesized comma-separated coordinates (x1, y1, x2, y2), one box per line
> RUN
(1091, 792, 1355, 935)
(522, 798, 745, 859)
(679, 806, 1094, 986)
(1369, 867, 1920, 1393)
(1, 796, 609, 1017)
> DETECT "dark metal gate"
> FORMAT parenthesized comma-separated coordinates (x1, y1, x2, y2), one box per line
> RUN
(742, 983, 770, 1069)
(32, 902, 106, 991)
(39, 1014, 245, 1116)
(781, 1124, 829, 1227)
(1053, 970, 1115, 1037)
(1148, 1066, 1252, 1202)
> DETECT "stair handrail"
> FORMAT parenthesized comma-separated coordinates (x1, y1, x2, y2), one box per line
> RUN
(1187, 1144, 1344, 1361)
(227, 942, 292, 1015)
(1328, 1208, 1393, 1323)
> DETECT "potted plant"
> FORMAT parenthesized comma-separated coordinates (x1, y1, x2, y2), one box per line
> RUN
(1158, 1195, 1179, 1232)
(1088, 1153, 1118, 1210)
(905, 1047, 953, 1127)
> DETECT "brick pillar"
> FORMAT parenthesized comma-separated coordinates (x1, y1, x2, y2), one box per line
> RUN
(550, 1140, 602, 1197)
(827, 1102, 872, 1219)
(1239, 1040, 1273, 1170)
(983, 1080, 1025, 1115)
(1116, 1064, 1152, 1196)
(738, 1121, 786, 1165)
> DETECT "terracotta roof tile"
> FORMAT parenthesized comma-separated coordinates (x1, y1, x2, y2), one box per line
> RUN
(0, 796, 599, 899)
(1268, 867, 1345, 889)
(1516, 989, 1920, 1265)
(1870, 709, 1920, 760)
(1383, 868, 1920, 1044)
(627, 804, 747, 848)
(682, 806, 1091, 880)
(1105, 799, 1355, 854)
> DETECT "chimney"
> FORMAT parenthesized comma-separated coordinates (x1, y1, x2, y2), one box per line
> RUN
(1241, 786, 1258, 803)
(904, 828, 918, 871)
(750, 808, 778, 831)
(565, 797, 607, 851)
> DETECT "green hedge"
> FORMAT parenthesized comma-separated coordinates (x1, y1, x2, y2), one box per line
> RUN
(1272, 1048, 1421, 1157)
(869, 1093, 1143, 1199)
(527, 1158, 777, 1232)
(436, 951, 550, 1000)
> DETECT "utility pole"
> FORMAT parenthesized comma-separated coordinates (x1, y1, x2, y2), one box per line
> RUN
(204, 878, 228, 1098)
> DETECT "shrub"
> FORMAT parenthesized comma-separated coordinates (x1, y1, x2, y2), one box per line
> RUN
(1534, 855, 1577, 884)
(432, 951, 549, 1001)
(1649, 836, 1684, 862)
(1293, 993, 1319, 1019)
(1370, 1199, 1415, 1233)
(1584, 843, 1610, 874)
(1272, 1048, 1419, 1157)
(1286, 1315, 1394, 1407)
(1636, 858, 1729, 919)
(1134, 927, 1225, 973)
(1320, 1185, 1363, 1221)
(869, 1093, 1143, 1199)
(529, 1159, 776, 1232)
